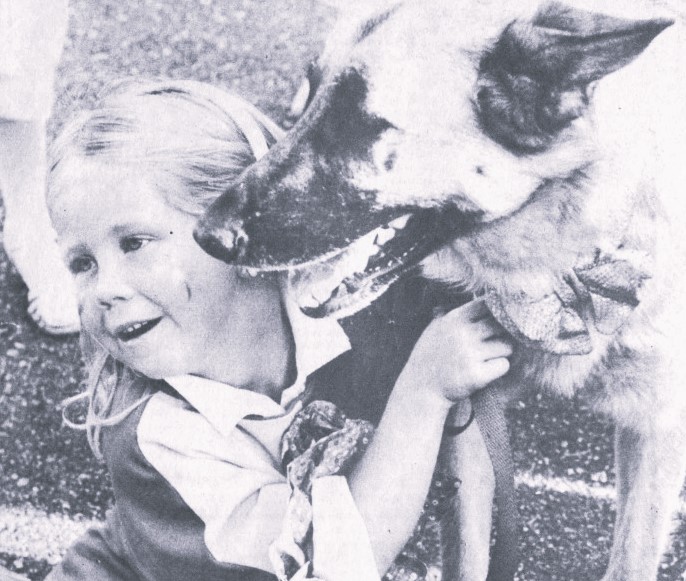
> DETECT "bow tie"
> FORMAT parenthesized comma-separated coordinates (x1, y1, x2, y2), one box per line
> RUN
(485, 249, 652, 355)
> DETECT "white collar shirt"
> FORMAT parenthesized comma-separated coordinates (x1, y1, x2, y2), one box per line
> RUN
(137, 289, 379, 580)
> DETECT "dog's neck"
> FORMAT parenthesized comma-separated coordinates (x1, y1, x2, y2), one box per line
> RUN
(422, 161, 648, 299)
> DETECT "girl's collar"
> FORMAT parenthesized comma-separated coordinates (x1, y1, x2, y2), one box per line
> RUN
(281, 283, 351, 390)
(164, 285, 351, 433)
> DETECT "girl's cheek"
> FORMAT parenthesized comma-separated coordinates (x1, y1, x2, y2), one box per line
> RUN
(167, 266, 188, 293)
(145, 259, 188, 300)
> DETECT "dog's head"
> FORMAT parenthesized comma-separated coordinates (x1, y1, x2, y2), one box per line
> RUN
(194, 0, 672, 317)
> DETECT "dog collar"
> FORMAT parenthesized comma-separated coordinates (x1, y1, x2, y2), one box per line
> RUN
(485, 248, 652, 355)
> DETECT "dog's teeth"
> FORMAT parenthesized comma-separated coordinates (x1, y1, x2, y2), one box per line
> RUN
(388, 214, 411, 231)
(374, 226, 396, 246)
(299, 294, 321, 309)
(338, 234, 380, 278)
(310, 286, 332, 303)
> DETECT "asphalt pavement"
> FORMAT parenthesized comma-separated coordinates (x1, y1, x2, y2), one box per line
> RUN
(0, 1, 685, 580)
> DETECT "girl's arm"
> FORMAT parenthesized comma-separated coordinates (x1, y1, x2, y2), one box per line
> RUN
(348, 299, 512, 575)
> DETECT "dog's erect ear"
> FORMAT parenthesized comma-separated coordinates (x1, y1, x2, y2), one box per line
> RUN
(477, 1, 673, 153)
(525, 2, 673, 85)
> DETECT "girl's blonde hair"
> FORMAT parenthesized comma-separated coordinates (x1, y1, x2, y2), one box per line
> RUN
(49, 79, 284, 457)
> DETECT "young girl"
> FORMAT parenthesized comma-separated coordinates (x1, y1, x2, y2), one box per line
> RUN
(45, 79, 513, 581)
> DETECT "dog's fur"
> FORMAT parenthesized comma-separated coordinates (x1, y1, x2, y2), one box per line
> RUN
(195, 1, 686, 579)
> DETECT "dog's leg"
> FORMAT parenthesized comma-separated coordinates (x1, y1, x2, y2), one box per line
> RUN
(602, 417, 686, 581)
(439, 416, 495, 581)
(611, 426, 642, 537)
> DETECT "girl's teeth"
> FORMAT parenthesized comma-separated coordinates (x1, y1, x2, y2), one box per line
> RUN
(118, 317, 162, 341)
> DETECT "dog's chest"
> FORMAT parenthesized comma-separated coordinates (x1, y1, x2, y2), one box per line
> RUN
(510, 332, 615, 399)
(431, 172, 661, 401)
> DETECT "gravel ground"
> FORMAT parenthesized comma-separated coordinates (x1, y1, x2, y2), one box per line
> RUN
(0, 1, 685, 580)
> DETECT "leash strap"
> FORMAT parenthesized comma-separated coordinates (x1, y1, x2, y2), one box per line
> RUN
(473, 387, 519, 581)
(429, 288, 519, 579)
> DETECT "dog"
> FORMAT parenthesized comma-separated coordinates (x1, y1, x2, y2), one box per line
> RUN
(194, 1, 686, 579)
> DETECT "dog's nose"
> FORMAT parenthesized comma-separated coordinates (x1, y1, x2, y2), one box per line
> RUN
(193, 218, 249, 264)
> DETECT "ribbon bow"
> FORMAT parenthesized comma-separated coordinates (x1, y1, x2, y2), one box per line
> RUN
(269, 401, 374, 581)
(485, 249, 652, 355)
(270, 401, 458, 581)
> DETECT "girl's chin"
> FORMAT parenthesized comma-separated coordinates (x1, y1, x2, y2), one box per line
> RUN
(127, 349, 204, 379)
(116, 348, 190, 379)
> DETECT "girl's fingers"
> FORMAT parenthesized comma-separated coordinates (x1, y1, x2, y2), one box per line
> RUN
(473, 316, 508, 341)
(481, 338, 514, 360)
(479, 357, 511, 384)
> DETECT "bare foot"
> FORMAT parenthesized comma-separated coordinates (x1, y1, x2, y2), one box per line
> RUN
(3, 217, 79, 335)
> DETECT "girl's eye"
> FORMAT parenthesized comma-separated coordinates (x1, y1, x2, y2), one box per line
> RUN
(69, 255, 95, 275)
(120, 236, 151, 253)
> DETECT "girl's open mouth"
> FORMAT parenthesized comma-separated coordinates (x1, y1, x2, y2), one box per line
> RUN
(116, 317, 162, 342)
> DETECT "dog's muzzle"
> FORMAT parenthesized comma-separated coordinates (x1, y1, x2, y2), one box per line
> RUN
(193, 216, 248, 264)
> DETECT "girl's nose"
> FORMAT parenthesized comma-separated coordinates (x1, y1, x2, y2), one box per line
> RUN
(92, 261, 135, 309)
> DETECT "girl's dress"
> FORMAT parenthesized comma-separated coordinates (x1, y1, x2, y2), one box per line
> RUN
(0, 0, 69, 121)
(47, 278, 462, 581)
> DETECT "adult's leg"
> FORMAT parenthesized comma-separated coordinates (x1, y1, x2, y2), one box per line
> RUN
(0, 118, 79, 334)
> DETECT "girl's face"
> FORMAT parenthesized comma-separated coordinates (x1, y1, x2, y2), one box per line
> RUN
(51, 160, 279, 381)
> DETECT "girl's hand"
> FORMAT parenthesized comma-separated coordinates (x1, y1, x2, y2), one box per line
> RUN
(400, 298, 513, 405)
(349, 298, 511, 573)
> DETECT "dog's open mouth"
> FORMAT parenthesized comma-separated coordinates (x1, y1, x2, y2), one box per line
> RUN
(288, 214, 412, 318)
(277, 208, 469, 318)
